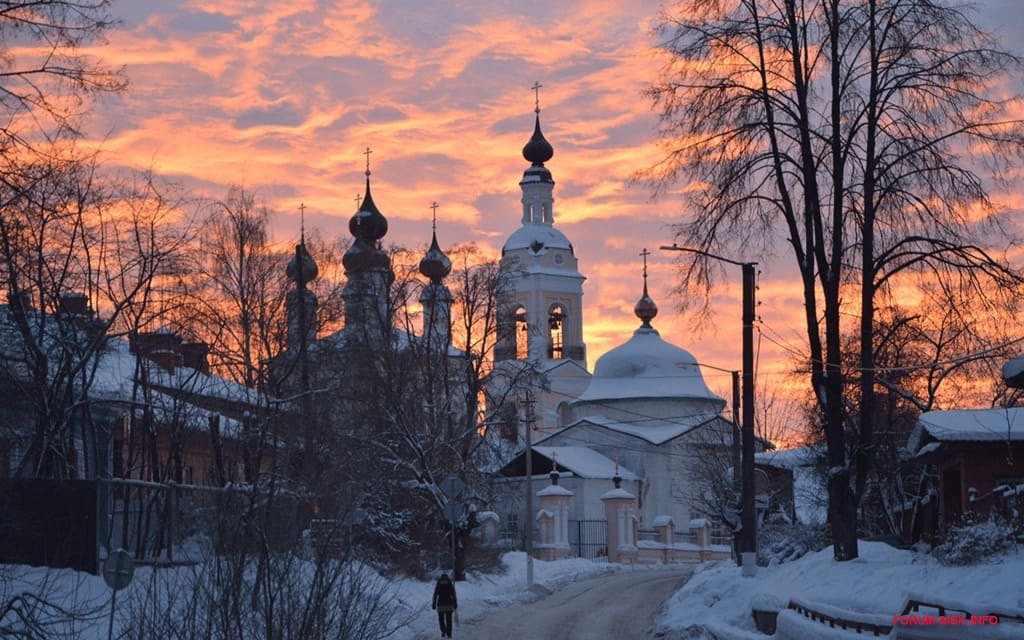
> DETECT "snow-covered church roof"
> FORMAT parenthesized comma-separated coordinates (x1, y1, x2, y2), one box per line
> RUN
(532, 446, 638, 479)
(551, 414, 725, 446)
(500, 445, 639, 480)
(503, 222, 573, 253)
(573, 261, 723, 407)
(573, 326, 723, 405)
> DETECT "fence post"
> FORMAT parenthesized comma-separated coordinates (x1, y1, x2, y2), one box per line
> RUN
(94, 479, 102, 575)
(168, 485, 176, 563)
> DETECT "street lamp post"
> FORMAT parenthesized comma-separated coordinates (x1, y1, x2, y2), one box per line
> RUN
(660, 245, 758, 571)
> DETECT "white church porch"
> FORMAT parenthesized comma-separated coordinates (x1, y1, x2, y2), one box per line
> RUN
(494, 446, 640, 524)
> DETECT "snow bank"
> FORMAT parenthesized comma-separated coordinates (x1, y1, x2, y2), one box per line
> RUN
(658, 541, 1024, 638)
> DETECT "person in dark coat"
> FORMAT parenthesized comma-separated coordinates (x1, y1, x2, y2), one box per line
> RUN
(431, 572, 458, 638)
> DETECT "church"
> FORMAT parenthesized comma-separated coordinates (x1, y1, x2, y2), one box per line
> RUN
(492, 105, 736, 535)
(273, 97, 736, 540)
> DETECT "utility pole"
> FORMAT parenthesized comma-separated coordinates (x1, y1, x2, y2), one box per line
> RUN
(660, 245, 758, 572)
(522, 390, 536, 587)
(732, 370, 741, 565)
(741, 262, 757, 566)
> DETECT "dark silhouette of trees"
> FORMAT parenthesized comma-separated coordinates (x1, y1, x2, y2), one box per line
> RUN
(643, 0, 1024, 559)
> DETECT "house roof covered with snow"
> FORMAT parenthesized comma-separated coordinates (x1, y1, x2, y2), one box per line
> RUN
(908, 407, 1024, 453)
(755, 445, 820, 469)
(90, 339, 257, 408)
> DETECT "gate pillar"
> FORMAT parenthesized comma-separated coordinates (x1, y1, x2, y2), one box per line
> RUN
(535, 470, 573, 560)
(601, 474, 637, 564)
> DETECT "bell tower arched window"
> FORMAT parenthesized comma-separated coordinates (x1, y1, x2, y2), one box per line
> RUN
(548, 304, 565, 360)
(514, 306, 529, 360)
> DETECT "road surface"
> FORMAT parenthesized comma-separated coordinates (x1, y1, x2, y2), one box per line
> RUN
(441, 568, 690, 640)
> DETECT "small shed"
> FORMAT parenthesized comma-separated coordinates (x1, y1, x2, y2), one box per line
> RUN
(908, 408, 1024, 528)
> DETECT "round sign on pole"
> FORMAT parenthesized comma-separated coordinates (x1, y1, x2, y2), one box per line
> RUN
(103, 549, 135, 591)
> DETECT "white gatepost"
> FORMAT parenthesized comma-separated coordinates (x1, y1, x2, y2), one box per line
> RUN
(535, 470, 574, 560)
(601, 475, 637, 563)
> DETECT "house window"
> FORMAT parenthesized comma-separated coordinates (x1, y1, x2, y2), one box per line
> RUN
(514, 306, 529, 360)
(548, 305, 565, 360)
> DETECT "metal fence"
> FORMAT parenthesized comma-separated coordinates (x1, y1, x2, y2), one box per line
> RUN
(569, 519, 607, 558)
(97, 478, 306, 566)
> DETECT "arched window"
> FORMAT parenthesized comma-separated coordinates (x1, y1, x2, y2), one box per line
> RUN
(548, 304, 565, 360)
(514, 306, 529, 360)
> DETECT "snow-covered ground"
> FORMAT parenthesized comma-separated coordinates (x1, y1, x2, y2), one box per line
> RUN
(0, 552, 625, 639)
(7, 544, 1024, 639)
(658, 541, 1024, 639)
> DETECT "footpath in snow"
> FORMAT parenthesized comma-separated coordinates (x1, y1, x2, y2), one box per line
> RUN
(657, 541, 1024, 639)
(391, 552, 628, 639)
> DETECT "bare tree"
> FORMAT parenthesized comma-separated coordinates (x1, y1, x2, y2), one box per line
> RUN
(644, 0, 1024, 559)
(0, 0, 126, 154)
(0, 150, 192, 479)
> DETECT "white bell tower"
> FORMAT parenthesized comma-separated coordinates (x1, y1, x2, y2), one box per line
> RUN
(495, 84, 586, 367)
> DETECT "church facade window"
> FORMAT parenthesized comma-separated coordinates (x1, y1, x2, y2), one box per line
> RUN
(548, 304, 565, 360)
(514, 306, 529, 360)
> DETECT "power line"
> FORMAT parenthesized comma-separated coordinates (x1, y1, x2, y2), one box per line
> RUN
(755, 319, 1024, 374)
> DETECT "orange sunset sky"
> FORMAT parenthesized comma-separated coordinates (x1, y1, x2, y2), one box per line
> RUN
(78, 0, 1024, 407)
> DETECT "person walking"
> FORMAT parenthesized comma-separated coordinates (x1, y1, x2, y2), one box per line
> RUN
(432, 572, 458, 638)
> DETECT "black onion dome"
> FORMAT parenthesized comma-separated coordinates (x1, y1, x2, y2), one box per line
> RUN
(286, 243, 319, 284)
(349, 177, 388, 242)
(343, 240, 390, 273)
(522, 115, 554, 166)
(419, 232, 452, 285)
(342, 241, 372, 272)
(634, 284, 658, 328)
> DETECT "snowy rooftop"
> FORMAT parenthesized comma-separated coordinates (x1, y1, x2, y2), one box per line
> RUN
(755, 445, 820, 469)
(556, 413, 723, 446)
(90, 339, 257, 407)
(531, 446, 638, 480)
(503, 222, 572, 253)
(574, 326, 723, 405)
(908, 407, 1024, 453)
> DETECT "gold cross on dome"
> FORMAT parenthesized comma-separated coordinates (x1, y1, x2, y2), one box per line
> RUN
(298, 202, 306, 241)
(430, 201, 439, 232)
(363, 146, 373, 176)
(531, 81, 543, 114)
(640, 248, 651, 283)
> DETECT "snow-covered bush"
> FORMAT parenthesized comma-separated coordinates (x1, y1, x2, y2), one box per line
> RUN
(757, 521, 829, 566)
(932, 516, 1016, 566)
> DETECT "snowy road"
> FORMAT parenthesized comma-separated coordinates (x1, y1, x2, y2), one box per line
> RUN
(437, 568, 691, 640)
